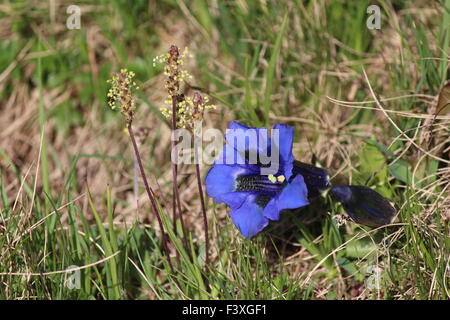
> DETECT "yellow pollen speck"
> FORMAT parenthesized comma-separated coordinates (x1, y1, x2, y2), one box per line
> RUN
(277, 175, 285, 183)
(268, 174, 277, 183)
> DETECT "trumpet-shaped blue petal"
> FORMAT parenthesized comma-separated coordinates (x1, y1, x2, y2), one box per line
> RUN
(224, 121, 271, 168)
(229, 194, 269, 238)
(273, 124, 295, 179)
(263, 175, 309, 221)
(205, 164, 251, 209)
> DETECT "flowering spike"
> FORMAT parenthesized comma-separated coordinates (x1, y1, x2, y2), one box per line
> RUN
(106, 68, 139, 122)
(156, 45, 217, 131)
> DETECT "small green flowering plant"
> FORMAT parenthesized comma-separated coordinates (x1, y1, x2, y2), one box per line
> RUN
(153, 45, 216, 265)
(106, 67, 175, 271)
(107, 45, 217, 268)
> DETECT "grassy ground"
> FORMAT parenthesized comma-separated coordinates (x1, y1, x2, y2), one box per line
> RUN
(0, 0, 449, 299)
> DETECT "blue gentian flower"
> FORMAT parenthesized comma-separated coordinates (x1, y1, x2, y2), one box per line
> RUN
(205, 121, 309, 238)
(331, 185, 396, 227)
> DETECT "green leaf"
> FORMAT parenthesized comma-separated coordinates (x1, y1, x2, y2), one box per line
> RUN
(358, 143, 388, 183)
(388, 159, 413, 184)
(345, 236, 378, 259)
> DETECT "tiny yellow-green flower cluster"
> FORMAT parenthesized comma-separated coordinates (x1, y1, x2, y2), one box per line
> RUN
(153, 47, 192, 68)
(106, 69, 139, 121)
(156, 45, 217, 130)
(154, 46, 193, 97)
(160, 92, 216, 130)
(152, 53, 170, 67)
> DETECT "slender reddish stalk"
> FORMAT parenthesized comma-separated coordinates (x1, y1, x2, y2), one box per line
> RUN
(171, 96, 189, 254)
(194, 143, 209, 266)
(171, 172, 181, 263)
(127, 120, 174, 272)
